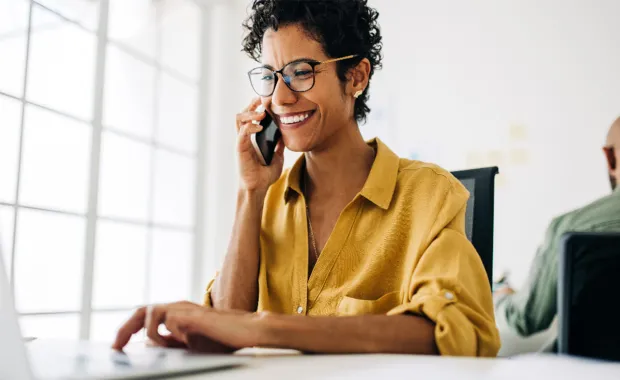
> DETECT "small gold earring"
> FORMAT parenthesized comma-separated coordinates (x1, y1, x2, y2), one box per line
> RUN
(354, 90, 363, 99)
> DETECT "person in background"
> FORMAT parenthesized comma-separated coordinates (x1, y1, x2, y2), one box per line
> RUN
(113, 0, 499, 356)
(495, 116, 620, 346)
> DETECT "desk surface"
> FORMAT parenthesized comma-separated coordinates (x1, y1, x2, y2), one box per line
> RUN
(175, 348, 620, 380)
(26, 341, 620, 380)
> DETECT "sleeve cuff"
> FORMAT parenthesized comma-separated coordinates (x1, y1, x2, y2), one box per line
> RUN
(387, 290, 480, 356)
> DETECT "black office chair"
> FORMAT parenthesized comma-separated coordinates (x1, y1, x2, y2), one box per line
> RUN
(558, 232, 620, 361)
(450, 166, 498, 285)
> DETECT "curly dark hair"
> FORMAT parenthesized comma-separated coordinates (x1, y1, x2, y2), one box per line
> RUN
(242, 0, 383, 124)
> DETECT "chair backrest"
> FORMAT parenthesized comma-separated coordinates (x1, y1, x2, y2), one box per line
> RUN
(450, 166, 498, 285)
(558, 232, 620, 361)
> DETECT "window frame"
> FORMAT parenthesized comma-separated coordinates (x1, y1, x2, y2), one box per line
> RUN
(0, 0, 208, 340)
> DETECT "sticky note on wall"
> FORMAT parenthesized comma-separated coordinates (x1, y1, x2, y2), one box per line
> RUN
(509, 124, 528, 141)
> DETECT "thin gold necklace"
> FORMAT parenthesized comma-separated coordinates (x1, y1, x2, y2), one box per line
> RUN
(304, 174, 320, 260)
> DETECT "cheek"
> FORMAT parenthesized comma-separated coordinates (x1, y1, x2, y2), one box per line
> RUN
(308, 82, 345, 115)
(320, 89, 348, 125)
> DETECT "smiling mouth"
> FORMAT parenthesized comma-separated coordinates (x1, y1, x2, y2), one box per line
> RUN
(276, 110, 316, 128)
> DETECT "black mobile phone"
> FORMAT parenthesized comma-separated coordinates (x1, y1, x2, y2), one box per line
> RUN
(250, 112, 282, 166)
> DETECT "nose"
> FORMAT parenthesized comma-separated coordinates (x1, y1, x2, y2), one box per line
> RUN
(271, 73, 297, 107)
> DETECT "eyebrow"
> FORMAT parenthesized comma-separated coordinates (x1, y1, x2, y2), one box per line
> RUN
(261, 57, 318, 71)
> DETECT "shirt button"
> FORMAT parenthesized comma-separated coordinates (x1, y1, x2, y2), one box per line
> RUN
(444, 291, 455, 300)
(297, 306, 304, 314)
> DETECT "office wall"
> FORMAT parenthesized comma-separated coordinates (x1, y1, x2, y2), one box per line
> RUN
(371, 0, 620, 286)
(202, 0, 620, 288)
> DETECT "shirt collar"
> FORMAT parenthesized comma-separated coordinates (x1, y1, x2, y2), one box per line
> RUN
(284, 153, 305, 201)
(284, 138, 400, 210)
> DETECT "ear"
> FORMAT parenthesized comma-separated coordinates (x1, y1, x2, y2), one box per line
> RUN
(346, 58, 371, 98)
(603, 146, 617, 172)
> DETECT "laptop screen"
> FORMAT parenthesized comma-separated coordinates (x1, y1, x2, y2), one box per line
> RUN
(560, 234, 620, 360)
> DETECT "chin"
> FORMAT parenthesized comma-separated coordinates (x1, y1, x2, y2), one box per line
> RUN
(281, 135, 315, 153)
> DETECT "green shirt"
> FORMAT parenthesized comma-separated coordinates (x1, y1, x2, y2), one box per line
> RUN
(496, 188, 620, 337)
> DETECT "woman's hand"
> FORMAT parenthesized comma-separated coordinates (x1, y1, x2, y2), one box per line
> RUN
(236, 98, 285, 193)
(112, 301, 265, 353)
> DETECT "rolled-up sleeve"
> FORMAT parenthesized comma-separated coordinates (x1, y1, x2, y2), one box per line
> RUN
(387, 195, 500, 357)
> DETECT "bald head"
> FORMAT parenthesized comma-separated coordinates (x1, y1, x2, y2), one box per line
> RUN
(604, 116, 620, 191)
(606, 117, 620, 147)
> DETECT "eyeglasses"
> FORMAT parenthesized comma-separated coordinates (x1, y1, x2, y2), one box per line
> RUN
(247, 55, 358, 97)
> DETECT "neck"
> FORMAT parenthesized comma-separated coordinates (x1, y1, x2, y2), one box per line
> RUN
(304, 123, 375, 201)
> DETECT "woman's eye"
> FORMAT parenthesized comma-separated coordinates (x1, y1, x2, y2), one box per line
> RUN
(261, 75, 274, 81)
(295, 70, 312, 77)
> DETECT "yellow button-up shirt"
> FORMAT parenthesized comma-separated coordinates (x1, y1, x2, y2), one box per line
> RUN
(205, 138, 500, 357)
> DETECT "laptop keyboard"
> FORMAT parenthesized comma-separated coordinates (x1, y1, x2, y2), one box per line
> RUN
(28, 341, 211, 379)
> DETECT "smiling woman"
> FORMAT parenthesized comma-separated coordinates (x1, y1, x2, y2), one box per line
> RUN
(114, 0, 500, 357)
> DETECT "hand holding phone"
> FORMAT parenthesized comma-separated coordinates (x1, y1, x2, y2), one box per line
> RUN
(250, 105, 282, 166)
(235, 99, 285, 192)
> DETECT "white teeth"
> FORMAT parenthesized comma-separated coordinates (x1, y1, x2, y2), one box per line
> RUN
(281, 113, 310, 125)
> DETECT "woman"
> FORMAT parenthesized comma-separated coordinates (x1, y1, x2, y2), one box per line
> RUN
(114, 0, 500, 356)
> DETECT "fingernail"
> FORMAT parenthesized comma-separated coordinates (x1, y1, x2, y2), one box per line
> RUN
(251, 120, 260, 125)
(255, 105, 265, 113)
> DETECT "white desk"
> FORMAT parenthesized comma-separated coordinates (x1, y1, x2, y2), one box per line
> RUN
(25, 341, 620, 379)
(175, 348, 620, 380)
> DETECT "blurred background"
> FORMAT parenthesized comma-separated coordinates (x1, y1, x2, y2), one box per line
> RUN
(0, 0, 619, 344)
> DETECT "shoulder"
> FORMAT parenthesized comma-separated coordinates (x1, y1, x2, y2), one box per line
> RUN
(389, 158, 470, 232)
(395, 158, 470, 206)
(552, 191, 620, 232)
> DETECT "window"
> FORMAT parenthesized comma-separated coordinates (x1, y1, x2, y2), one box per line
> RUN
(0, 0, 205, 342)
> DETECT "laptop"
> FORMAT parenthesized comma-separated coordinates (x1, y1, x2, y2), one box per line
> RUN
(0, 232, 248, 380)
(557, 232, 620, 360)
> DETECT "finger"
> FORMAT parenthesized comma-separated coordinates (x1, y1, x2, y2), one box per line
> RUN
(236, 111, 266, 131)
(145, 305, 167, 348)
(165, 312, 202, 349)
(166, 310, 207, 336)
(242, 122, 263, 136)
(242, 97, 262, 113)
(164, 313, 190, 345)
(163, 302, 207, 332)
(270, 139, 286, 168)
(112, 307, 147, 350)
(160, 335, 188, 349)
(275, 138, 285, 156)
(158, 302, 203, 345)
(237, 124, 262, 151)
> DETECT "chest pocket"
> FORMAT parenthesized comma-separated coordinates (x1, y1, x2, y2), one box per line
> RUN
(337, 291, 401, 316)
